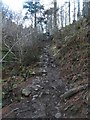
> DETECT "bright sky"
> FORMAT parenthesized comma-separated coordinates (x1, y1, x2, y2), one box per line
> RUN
(2, 0, 26, 11)
(2, 0, 83, 27)
(2, 0, 83, 12)
(2, 0, 65, 12)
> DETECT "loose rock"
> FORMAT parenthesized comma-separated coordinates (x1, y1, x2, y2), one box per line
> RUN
(21, 88, 31, 97)
(55, 112, 61, 118)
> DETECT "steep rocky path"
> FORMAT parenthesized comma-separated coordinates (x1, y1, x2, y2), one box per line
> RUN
(2, 42, 67, 118)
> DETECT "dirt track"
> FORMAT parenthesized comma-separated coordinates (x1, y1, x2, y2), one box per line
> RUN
(2, 42, 67, 118)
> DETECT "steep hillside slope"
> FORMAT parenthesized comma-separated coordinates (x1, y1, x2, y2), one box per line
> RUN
(2, 18, 89, 118)
(51, 18, 90, 118)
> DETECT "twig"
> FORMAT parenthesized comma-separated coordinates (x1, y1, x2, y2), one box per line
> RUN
(4, 107, 31, 117)
(0, 39, 20, 63)
(4, 108, 19, 117)
(17, 108, 31, 113)
(2, 60, 18, 63)
(3, 39, 18, 59)
(1, 32, 33, 63)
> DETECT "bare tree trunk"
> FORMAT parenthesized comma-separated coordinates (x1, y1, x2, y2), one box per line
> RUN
(40, 23, 43, 32)
(47, 15, 52, 35)
(77, 0, 80, 16)
(68, 0, 71, 24)
(83, 0, 90, 18)
(34, 12, 37, 28)
(60, 6, 63, 28)
(65, 3, 67, 26)
(54, 0, 57, 32)
(73, 0, 76, 21)
(47, 15, 49, 33)
(34, 2, 37, 28)
(50, 14, 53, 34)
(17, 34, 22, 64)
(88, 2, 90, 18)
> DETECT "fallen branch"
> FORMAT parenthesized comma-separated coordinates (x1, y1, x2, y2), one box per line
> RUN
(0, 40, 19, 63)
(60, 84, 88, 100)
(1, 33, 33, 63)
(17, 108, 31, 113)
(4, 108, 19, 117)
(3, 39, 18, 59)
(2, 60, 18, 63)
(4, 107, 31, 117)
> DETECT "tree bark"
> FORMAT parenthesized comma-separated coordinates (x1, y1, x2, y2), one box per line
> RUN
(53, 0, 57, 32)
(69, 1, 70, 24)
(34, 12, 37, 28)
(83, 1, 90, 18)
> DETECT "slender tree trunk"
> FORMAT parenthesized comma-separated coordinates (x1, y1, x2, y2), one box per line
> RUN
(65, 3, 67, 26)
(50, 14, 53, 34)
(60, 6, 63, 28)
(48, 15, 52, 35)
(40, 23, 43, 32)
(83, 0, 90, 18)
(47, 15, 49, 33)
(69, 0, 70, 24)
(54, 0, 57, 26)
(34, 12, 37, 28)
(77, 0, 80, 16)
(88, 2, 90, 18)
(54, 0, 57, 32)
(73, 0, 76, 21)
(34, 2, 37, 28)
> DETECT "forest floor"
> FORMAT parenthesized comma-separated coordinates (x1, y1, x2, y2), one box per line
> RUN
(2, 42, 67, 118)
(2, 18, 89, 118)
